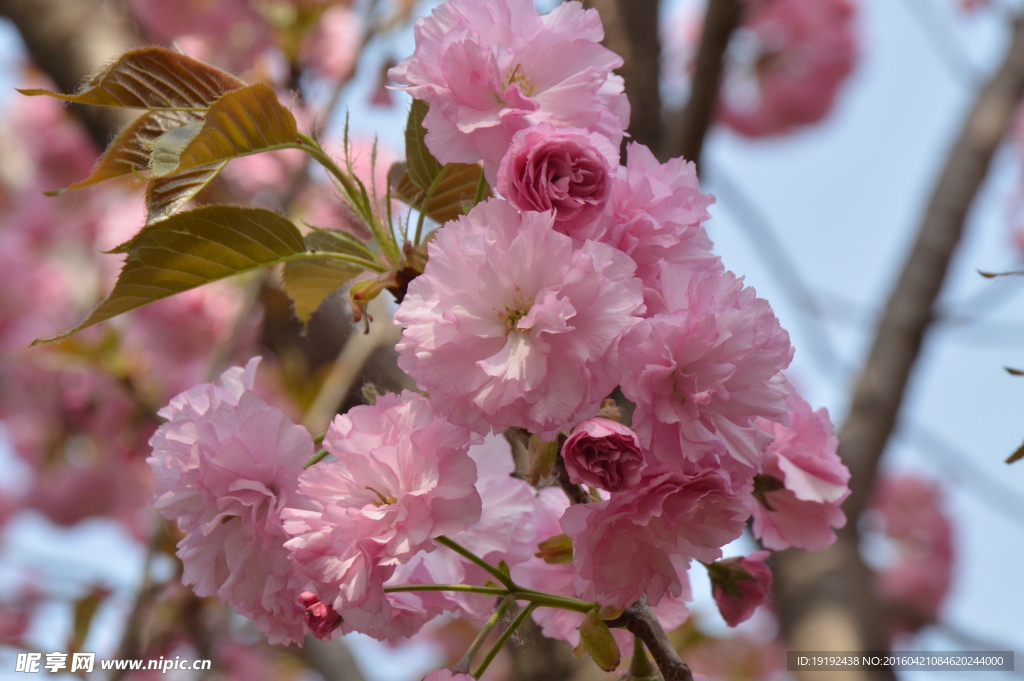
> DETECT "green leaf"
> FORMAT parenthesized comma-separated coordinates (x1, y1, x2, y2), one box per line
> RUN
(579, 608, 621, 672)
(281, 229, 374, 323)
(393, 162, 491, 225)
(171, 83, 300, 174)
(145, 162, 227, 223)
(149, 121, 203, 176)
(33, 206, 320, 344)
(62, 111, 202, 191)
(404, 99, 443, 192)
(17, 46, 245, 111)
(1007, 440, 1024, 464)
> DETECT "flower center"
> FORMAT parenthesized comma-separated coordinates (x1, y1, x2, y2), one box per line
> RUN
(364, 486, 398, 507)
(498, 289, 533, 334)
(502, 64, 536, 97)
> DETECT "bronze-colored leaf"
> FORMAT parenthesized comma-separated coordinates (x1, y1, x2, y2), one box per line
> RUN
(145, 162, 227, 223)
(64, 111, 202, 191)
(393, 164, 491, 225)
(281, 230, 376, 323)
(171, 83, 300, 174)
(149, 121, 203, 176)
(17, 47, 245, 111)
(34, 206, 308, 344)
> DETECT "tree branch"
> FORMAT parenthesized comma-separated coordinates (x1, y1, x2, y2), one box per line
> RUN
(607, 599, 694, 681)
(0, 0, 139, 146)
(670, 0, 744, 165)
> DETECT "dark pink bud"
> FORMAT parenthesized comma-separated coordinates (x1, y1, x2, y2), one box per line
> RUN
(708, 551, 773, 627)
(299, 591, 342, 639)
(562, 417, 645, 492)
(496, 123, 617, 237)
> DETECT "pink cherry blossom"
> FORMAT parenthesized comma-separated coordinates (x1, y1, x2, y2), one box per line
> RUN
(751, 391, 850, 552)
(709, 551, 773, 627)
(299, 592, 343, 640)
(496, 124, 618, 237)
(282, 391, 481, 634)
(422, 671, 474, 681)
(620, 267, 793, 474)
(719, 0, 857, 137)
(870, 476, 954, 633)
(562, 418, 646, 492)
(128, 0, 273, 73)
(122, 281, 256, 400)
(148, 357, 314, 644)
(396, 198, 644, 438)
(589, 143, 720, 312)
(561, 469, 751, 609)
(301, 5, 362, 80)
(389, 0, 629, 180)
(366, 435, 537, 642)
(512, 487, 691, 655)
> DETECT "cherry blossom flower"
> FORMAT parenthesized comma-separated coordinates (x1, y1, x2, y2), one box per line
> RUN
(367, 435, 537, 642)
(148, 358, 314, 644)
(589, 143, 720, 312)
(422, 671, 474, 681)
(870, 476, 954, 634)
(396, 198, 644, 438)
(751, 391, 850, 551)
(389, 0, 629, 180)
(512, 487, 691, 655)
(122, 282, 255, 400)
(282, 391, 481, 634)
(562, 417, 646, 492)
(561, 469, 751, 609)
(709, 550, 773, 627)
(496, 124, 618, 237)
(719, 0, 857, 137)
(300, 5, 362, 80)
(299, 592, 343, 640)
(620, 267, 793, 474)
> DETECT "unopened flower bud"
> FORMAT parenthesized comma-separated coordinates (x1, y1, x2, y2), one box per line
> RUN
(562, 418, 645, 492)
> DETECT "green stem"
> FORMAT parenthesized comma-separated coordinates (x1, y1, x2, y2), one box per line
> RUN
(473, 603, 537, 678)
(381, 584, 596, 614)
(313, 432, 326, 446)
(455, 595, 514, 673)
(304, 448, 329, 468)
(413, 166, 445, 246)
(383, 584, 508, 597)
(435, 537, 517, 590)
(513, 589, 596, 614)
(297, 133, 402, 264)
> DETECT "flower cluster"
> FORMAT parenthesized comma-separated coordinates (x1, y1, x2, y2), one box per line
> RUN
(140, 0, 854, 671)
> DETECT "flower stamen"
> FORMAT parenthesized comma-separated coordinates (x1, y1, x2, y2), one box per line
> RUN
(364, 486, 398, 507)
(502, 64, 536, 97)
